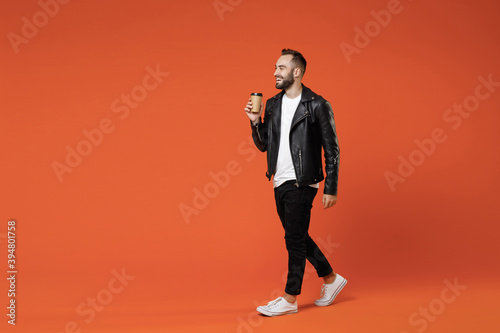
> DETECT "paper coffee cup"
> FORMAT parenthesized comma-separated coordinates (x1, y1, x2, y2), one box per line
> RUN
(250, 93, 263, 113)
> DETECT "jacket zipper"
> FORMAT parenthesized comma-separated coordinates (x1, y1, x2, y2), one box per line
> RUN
(291, 109, 309, 178)
(299, 150, 303, 176)
(269, 120, 272, 155)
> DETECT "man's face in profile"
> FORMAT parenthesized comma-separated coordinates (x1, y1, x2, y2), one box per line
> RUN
(275, 54, 295, 90)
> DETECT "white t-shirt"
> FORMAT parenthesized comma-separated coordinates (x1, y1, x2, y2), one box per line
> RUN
(272, 94, 320, 189)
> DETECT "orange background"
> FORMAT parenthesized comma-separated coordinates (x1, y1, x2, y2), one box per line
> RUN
(1, 0, 500, 332)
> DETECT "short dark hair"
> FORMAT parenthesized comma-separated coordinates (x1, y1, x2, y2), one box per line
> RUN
(281, 48, 307, 76)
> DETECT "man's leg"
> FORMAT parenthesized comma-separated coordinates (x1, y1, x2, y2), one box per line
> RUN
(309, 237, 347, 307)
(303, 216, 347, 306)
(305, 236, 334, 280)
(255, 182, 305, 316)
(274, 182, 318, 299)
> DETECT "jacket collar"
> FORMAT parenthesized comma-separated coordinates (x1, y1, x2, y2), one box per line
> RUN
(271, 84, 315, 127)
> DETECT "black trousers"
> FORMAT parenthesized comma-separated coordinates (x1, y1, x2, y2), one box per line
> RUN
(274, 180, 333, 295)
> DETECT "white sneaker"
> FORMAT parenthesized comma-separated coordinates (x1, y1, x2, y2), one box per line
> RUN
(256, 296, 298, 316)
(314, 274, 347, 306)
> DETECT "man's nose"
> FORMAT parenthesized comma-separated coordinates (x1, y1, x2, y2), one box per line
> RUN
(274, 69, 279, 76)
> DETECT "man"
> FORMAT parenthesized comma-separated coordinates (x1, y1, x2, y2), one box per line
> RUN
(244, 49, 347, 316)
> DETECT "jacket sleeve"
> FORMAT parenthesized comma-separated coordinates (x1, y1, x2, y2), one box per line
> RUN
(317, 100, 340, 195)
(250, 100, 271, 152)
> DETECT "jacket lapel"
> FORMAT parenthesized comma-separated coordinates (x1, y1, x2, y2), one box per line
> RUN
(291, 102, 308, 129)
(272, 95, 282, 131)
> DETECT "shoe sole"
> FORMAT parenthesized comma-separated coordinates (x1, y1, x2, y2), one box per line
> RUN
(256, 306, 298, 317)
(314, 278, 347, 307)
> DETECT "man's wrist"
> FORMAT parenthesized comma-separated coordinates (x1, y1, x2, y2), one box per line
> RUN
(251, 119, 261, 127)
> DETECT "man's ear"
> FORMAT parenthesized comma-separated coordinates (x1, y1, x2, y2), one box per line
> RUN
(294, 68, 301, 78)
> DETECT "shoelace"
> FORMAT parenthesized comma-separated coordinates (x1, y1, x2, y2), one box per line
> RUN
(319, 284, 328, 299)
(267, 297, 283, 308)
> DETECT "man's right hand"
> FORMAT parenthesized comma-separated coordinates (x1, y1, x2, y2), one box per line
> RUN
(244, 98, 264, 125)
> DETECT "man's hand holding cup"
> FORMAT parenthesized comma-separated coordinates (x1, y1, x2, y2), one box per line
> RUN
(245, 93, 264, 125)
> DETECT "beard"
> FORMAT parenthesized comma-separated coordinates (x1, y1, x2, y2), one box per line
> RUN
(275, 71, 295, 90)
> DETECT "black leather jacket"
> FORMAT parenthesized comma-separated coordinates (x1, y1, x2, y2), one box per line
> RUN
(251, 85, 340, 195)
